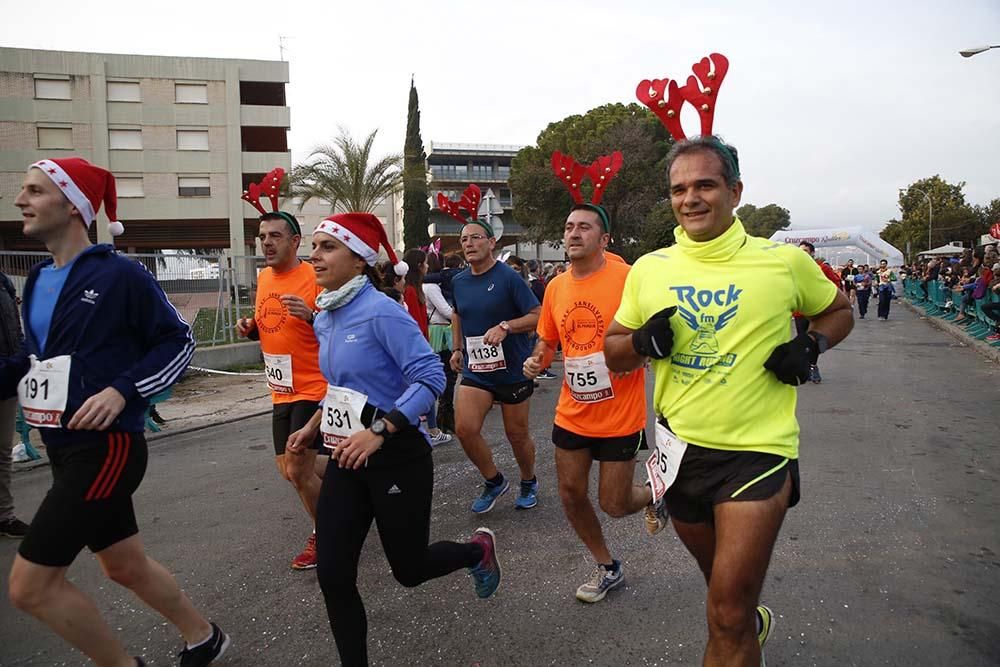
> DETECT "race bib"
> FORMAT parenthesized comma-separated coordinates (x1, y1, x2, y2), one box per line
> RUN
(263, 353, 294, 394)
(564, 352, 614, 403)
(320, 385, 367, 448)
(466, 335, 506, 373)
(19, 355, 71, 428)
(645, 421, 688, 502)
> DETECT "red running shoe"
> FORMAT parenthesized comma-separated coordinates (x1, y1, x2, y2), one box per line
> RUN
(291, 533, 317, 570)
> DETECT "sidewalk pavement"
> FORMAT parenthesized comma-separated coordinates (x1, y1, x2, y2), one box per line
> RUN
(11, 369, 271, 472)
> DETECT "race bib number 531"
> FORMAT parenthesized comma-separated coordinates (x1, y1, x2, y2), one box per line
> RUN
(19, 354, 71, 428)
(320, 385, 367, 448)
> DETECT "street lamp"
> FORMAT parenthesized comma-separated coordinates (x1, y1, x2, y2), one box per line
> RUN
(959, 45, 999, 58)
(901, 187, 933, 252)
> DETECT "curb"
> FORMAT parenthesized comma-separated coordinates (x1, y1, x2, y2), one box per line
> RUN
(903, 300, 1000, 365)
(13, 408, 273, 474)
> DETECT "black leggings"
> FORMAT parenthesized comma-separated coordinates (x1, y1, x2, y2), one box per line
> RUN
(315, 450, 481, 666)
(857, 289, 871, 317)
(878, 289, 892, 319)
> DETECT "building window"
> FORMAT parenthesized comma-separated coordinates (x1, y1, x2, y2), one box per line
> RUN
(107, 81, 141, 102)
(116, 177, 144, 198)
(37, 126, 73, 149)
(34, 77, 71, 100)
(497, 164, 511, 179)
(175, 83, 208, 104)
(178, 176, 211, 197)
(499, 188, 513, 208)
(109, 129, 142, 150)
(430, 164, 469, 180)
(471, 161, 494, 179)
(177, 130, 209, 151)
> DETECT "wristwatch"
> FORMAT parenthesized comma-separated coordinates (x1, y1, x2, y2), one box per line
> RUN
(807, 331, 829, 354)
(370, 418, 390, 438)
(499, 321, 511, 332)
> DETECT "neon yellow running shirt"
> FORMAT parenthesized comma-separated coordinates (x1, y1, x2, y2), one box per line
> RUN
(614, 218, 837, 459)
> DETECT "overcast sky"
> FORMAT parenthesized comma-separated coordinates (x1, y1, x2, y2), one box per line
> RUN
(2, 0, 997, 231)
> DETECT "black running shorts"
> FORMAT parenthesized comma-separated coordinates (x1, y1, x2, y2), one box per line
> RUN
(272, 400, 323, 455)
(552, 424, 645, 462)
(663, 439, 800, 525)
(459, 377, 534, 405)
(19, 432, 148, 567)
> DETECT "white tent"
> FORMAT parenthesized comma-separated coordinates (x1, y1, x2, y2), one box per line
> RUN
(768, 227, 905, 266)
(917, 243, 965, 257)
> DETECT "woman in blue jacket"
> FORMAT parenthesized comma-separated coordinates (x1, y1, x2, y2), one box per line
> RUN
(286, 213, 500, 666)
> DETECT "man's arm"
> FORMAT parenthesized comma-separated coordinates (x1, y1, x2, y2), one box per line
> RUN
(806, 290, 854, 348)
(450, 311, 464, 372)
(482, 306, 540, 346)
(523, 337, 558, 380)
(605, 320, 645, 373)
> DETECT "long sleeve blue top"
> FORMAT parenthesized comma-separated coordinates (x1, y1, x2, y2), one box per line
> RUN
(314, 280, 444, 430)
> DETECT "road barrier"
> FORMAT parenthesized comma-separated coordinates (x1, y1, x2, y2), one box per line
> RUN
(904, 279, 1000, 345)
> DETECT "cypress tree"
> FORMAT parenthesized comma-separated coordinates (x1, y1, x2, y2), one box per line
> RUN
(402, 77, 431, 249)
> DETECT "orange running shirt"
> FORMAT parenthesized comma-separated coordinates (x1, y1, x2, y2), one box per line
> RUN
(536, 258, 646, 438)
(255, 261, 326, 403)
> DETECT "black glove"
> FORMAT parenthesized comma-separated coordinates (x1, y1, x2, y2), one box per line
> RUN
(763, 331, 820, 386)
(632, 307, 677, 359)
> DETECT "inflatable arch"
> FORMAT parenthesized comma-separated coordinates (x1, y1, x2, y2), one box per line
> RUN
(768, 227, 905, 266)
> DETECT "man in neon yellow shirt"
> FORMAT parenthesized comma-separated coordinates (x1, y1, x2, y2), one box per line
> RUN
(605, 135, 853, 666)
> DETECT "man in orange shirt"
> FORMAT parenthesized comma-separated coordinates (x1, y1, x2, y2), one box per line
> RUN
(524, 203, 665, 603)
(237, 211, 327, 570)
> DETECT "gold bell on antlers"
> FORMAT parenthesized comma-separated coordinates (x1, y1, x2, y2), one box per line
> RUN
(701, 104, 710, 112)
(667, 110, 676, 118)
(708, 71, 716, 79)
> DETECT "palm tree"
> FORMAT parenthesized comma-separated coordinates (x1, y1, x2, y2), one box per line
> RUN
(290, 128, 403, 213)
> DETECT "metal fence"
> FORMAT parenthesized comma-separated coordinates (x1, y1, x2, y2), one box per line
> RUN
(0, 251, 279, 347)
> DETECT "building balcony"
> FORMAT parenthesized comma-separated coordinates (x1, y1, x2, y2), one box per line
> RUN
(239, 105, 290, 128)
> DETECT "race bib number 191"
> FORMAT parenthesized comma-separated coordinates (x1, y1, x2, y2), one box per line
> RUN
(18, 354, 71, 428)
(645, 422, 688, 502)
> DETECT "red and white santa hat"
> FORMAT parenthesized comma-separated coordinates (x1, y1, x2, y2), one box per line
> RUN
(29, 157, 124, 237)
(313, 212, 408, 276)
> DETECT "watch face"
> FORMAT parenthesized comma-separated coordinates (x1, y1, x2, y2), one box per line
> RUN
(372, 419, 386, 434)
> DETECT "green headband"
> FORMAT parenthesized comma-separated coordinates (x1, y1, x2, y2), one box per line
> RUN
(263, 211, 301, 236)
(707, 137, 741, 181)
(469, 219, 494, 238)
(579, 204, 611, 233)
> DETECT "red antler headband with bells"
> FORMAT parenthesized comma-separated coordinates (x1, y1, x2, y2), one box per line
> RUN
(241, 167, 302, 235)
(438, 184, 493, 237)
(635, 52, 729, 141)
(550, 151, 623, 232)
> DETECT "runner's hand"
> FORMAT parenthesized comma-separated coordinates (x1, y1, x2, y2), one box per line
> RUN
(523, 352, 543, 380)
(450, 349, 464, 373)
(67, 387, 126, 430)
(483, 324, 508, 347)
(287, 424, 317, 453)
(763, 331, 819, 386)
(236, 317, 256, 338)
(632, 307, 677, 359)
(334, 429, 383, 470)
(281, 295, 312, 321)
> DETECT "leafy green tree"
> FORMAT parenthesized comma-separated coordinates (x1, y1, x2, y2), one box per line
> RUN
(290, 128, 402, 214)
(508, 103, 674, 261)
(882, 175, 987, 258)
(736, 203, 791, 238)
(402, 78, 431, 249)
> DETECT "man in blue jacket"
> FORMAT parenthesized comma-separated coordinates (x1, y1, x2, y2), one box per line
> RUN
(2, 158, 228, 667)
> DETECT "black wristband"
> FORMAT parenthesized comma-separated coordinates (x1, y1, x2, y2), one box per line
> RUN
(807, 331, 829, 354)
(384, 408, 410, 433)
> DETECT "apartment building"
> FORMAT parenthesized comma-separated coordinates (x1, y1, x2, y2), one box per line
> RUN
(0, 47, 290, 254)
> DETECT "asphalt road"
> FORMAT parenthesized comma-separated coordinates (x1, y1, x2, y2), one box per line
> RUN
(2, 303, 999, 666)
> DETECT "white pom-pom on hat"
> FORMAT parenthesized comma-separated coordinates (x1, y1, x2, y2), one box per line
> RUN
(393, 261, 409, 276)
(108, 221, 125, 236)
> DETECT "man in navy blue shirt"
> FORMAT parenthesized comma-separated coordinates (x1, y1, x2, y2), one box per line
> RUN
(450, 221, 541, 513)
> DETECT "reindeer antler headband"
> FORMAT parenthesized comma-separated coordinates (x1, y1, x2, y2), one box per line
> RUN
(437, 184, 493, 237)
(550, 151, 623, 232)
(635, 53, 729, 141)
(241, 167, 301, 235)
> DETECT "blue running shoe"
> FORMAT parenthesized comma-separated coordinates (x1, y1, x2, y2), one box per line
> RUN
(468, 527, 501, 598)
(514, 478, 538, 510)
(471, 478, 509, 513)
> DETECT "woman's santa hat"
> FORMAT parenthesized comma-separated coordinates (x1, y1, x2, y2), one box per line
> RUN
(313, 213, 408, 276)
(28, 157, 124, 237)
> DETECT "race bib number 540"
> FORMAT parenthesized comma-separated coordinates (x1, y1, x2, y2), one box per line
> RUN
(19, 355, 71, 428)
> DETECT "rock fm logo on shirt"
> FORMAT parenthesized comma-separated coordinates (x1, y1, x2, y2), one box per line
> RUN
(670, 284, 741, 368)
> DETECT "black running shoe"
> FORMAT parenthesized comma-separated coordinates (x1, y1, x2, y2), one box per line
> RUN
(178, 622, 230, 666)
